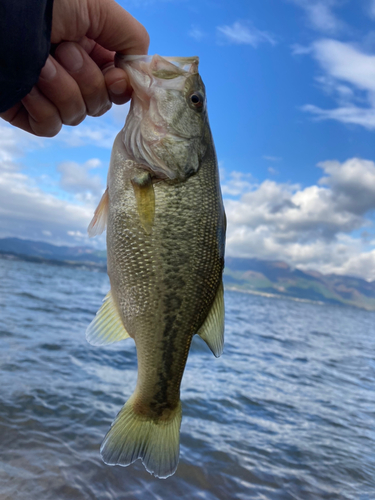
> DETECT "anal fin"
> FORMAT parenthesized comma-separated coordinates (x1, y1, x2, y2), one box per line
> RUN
(197, 281, 225, 357)
(86, 291, 130, 346)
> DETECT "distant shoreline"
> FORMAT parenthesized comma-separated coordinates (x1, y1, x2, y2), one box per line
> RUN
(0, 251, 107, 272)
(1, 245, 375, 312)
(224, 285, 327, 306)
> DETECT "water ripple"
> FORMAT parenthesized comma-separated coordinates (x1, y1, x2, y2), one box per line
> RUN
(0, 258, 374, 499)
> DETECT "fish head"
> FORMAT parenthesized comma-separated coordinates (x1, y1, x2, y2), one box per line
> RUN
(116, 54, 210, 180)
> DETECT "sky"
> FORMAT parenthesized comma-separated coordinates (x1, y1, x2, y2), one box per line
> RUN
(2, 0, 375, 280)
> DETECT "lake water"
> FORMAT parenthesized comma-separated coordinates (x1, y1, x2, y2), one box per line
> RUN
(0, 257, 374, 500)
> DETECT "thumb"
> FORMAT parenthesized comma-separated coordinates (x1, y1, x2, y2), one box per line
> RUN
(86, 0, 149, 55)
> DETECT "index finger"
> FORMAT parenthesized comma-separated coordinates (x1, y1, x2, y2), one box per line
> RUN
(76, 37, 133, 105)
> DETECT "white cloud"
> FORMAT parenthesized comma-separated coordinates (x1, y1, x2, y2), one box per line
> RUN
(226, 225, 374, 278)
(314, 75, 354, 98)
(302, 39, 375, 129)
(2, 122, 375, 280)
(313, 39, 375, 92)
(58, 159, 105, 199)
(188, 26, 205, 41)
(268, 167, 278, 175)
(302, 104, 375, 129)
(223, 158, 375, 280)
(318, 158, 375, 214)
(59, 123, 118, 149)
(305, 2, 342, 33)
(333, 249, 375, 279)
(263, 155, 282, 162)
(221, 171, 254, 197)
(58, 104, 130, 148)
(226, 180, 362, 241)
(291, 43, 313, 55)
(109, 102, 130, 126)
(0, 124, 44, 170)
(0, 168, 96, 245)
(0, 123, 103, 247)
(67, 230, 87, 239)
(217, 21, 277, 47)
(288, 0, 343, 34)
(368, 0, 375, 19)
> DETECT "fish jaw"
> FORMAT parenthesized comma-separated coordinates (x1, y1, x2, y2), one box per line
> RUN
(116, 54, 209, 181)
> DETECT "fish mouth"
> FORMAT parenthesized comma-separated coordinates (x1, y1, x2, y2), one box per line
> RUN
(116, 54, 200, 107)
(115, 54, 199, 75)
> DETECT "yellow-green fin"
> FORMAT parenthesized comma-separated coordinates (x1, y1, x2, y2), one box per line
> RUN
(131, 172, 155, 234)
(101, 394, 182, 479)
(86, 291, 130, 346)
(88, 188, 109, 237)
(197, 281, 225, 358)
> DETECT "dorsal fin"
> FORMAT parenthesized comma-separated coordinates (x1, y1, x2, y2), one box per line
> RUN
(197, 282, 225, 357)
(86, 291, 131, 346)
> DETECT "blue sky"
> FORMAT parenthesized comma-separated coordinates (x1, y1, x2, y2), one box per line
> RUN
(2, 0, 375, 280)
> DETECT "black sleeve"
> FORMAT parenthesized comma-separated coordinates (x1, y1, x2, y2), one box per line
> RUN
(0, 0, 54, 112)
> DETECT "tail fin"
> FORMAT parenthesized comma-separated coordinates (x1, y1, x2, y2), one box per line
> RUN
(101, 396, 182, 479)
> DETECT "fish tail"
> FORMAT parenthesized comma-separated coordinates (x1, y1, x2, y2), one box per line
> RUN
(100, 395, 182, 479)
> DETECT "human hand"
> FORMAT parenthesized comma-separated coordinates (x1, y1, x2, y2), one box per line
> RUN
(0, 0, 149, 137)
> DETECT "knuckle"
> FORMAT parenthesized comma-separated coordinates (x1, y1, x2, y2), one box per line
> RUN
(64, 111, 86, 126)
(84, 80, 106, 100)
(34, 120, 62, 138)
(39, 106, 59, 123)
(44, 126, 62, 138)
(1, 106, 20, 124)
(90, 101, 112, 118)
(83, 82, 111, 116)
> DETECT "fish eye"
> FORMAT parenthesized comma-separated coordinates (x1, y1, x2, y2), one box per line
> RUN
(189, 92, 204, 109)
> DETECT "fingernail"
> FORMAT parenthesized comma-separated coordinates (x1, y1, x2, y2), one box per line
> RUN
(40, 57, 57, 81)
(109, 79, 128, 95)
(58, 44, 84, 73)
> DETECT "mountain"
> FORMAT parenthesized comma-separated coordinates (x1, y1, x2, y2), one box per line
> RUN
(0, 237, 374, 311)
(0, 237, 106, 269)
(224, 257, 375, 311)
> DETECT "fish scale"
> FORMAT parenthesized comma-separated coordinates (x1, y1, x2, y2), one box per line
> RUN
(108, 153, 220, 405)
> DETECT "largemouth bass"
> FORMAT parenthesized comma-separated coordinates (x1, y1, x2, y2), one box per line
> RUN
(86, 55, 226, 478)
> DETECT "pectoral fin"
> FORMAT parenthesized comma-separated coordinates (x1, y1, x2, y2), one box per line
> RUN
(88, 188, 109, 237)
(197, 281, 225, 357)
(131, 172, 155, 234)
(86, 291, 131, 346)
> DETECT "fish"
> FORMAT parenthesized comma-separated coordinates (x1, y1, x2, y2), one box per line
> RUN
(86, 54, 226, 479)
